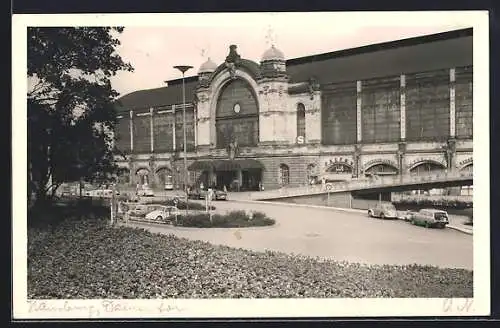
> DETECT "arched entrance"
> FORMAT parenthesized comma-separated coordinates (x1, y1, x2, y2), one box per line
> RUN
(136, 168, 150, 186)
(156, 167, 173, 190)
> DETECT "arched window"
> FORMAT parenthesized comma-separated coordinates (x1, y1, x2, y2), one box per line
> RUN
(216, 79, 259, 148)
(365, 163, 398, 176)
(297, 103, 306, 142)
(279, 164, 290, 186)
(136, 168, 150, 185)
(410, 161, 446, 175)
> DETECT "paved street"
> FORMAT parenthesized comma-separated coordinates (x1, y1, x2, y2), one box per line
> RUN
(126, 199, 473, 270)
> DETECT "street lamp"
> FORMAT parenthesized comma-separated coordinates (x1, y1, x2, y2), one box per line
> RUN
(173, 65, 193, 203)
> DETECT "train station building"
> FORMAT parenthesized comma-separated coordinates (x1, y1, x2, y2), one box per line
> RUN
(113, 28, 473, 192)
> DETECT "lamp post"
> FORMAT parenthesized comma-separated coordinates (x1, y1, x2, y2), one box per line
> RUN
(173, 65, 193, 205)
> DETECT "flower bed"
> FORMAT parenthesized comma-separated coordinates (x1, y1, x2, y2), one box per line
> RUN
(174, 210, 275, 228)
(28, 217, 473, 299)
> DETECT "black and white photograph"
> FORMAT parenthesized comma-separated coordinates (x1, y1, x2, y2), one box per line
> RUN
(13, 11, 490, 318)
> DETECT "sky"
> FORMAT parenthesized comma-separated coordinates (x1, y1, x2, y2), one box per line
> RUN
(107, 12, 472, 97)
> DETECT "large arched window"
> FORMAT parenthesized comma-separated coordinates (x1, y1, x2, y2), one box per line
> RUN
(365, 163, 398, 176)
(279, 164, 290, 186)
(297, 103, 306, 142)
(410, 161, 446, 175)
(216, 79, 259, 148)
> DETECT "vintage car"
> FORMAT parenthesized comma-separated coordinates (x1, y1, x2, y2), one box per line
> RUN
(144, 205, 180, 223)
(400, 210, 417, 221)
(213, 189, 228, 200)
(126, 204, 150, 218)
(367, 202, 398, 219)
(187, 188, 202, 200)
(410, 208, 449, 229)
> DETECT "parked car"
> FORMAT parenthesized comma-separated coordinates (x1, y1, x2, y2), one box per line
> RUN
(400, 210, 417, 221)
(213, 189, 228, 200)
(144, 205, 180, 223)
(127, 204, 150, 218)
(187, 188, 202, 199)
(367, 202, 398, 219)
(410, 208, 449, 228)
(137, 185, 154, 197)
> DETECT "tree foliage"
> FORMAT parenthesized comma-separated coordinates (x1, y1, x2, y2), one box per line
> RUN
(27, 27, 133, 205)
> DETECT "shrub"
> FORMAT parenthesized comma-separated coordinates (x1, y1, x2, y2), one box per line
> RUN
(27, 218, 473, 299)
(174, 210, 275, 228)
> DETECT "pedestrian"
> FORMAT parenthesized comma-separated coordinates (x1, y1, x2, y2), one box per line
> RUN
(321, 177, 326, 190)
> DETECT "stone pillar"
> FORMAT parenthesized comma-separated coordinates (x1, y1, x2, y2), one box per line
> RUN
(257, 81, 290, 144)
(398, 142, 406, 177)
(172, 105, 176, 151)
(353, 144, 361, 178)
(148, 155, 155, 188)
(356, 81, 362, 143)
(237, 169, 243, 191)
(194, 106, 198, 151)
(446, 139, 456, 172)
(308, 90, 322, 144)
(450, 68, 456, 138)
(129, 110, 134, 152)
(128, 156, 134, 186)
(400, 74, 406, 141)
(195, 90, 211, 151)
(149, 107, 154, 153)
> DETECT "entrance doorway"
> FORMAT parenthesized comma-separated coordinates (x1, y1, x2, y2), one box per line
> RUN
(217, 170, 236, 191)
(241, 169, 261, 191)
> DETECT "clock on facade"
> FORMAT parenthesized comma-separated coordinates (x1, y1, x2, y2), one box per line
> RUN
(233, 103, 241, 113)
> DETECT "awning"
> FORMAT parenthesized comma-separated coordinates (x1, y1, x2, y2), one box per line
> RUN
(188, 159, 265, 171)
(235, 159, 265, 170)
(215, 159, 265, 171)
(188, 160, 215, 171)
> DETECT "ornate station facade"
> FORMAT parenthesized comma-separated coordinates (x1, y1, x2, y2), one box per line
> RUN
(113, 28, 473, 191)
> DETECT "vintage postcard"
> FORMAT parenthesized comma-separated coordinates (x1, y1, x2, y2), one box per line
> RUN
(13, 11, 490, 319)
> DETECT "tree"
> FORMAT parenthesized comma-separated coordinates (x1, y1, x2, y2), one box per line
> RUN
(27, 27, 133, 207)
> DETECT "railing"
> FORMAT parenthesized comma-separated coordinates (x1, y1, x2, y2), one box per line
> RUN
(251, 170, 473, 200)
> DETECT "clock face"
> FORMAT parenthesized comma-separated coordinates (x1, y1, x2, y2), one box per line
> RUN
(233, 103, 241, 113)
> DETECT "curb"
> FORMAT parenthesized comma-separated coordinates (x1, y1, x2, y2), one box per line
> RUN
(230, 199, 473, 235)
(121, 219, 280, 231)
(229, 199, 365, 214)
(446, 224, 473, 235)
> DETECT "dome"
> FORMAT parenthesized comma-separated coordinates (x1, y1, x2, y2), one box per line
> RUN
(261, 45, 285, 62)
(198, 58, 217, 74)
